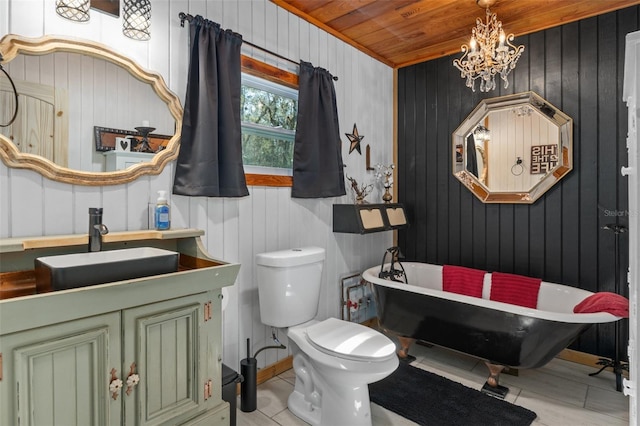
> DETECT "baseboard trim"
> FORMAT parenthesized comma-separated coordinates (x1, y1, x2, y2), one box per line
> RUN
(257, 356, 293, 385)
(557, 348, 628, 374)
(249, 347, 623, 388)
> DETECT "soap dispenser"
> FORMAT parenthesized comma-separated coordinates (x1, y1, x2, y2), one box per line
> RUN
(155, 191, 171, 230)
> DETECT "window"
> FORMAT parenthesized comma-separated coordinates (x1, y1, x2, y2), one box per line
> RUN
(239, 56, 299, 187)
(241, 74, 297, 175)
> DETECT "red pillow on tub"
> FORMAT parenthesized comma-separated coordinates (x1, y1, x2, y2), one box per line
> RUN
(573, 292, 629, 317)
(442, 265, 486, 298)
(490, 272, 541, 308)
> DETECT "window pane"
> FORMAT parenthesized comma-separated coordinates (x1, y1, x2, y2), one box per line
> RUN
(241, 74, 298, 172)
(242, 133, 294, 169)
(241, 86, 297, 131)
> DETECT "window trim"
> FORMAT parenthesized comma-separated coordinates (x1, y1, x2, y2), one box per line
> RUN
(241, 55, 297, 187)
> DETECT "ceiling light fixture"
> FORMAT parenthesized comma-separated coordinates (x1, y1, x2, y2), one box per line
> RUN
(123, 0, 151, 41)
(55, 0, 90, 22)
(453, 0, 524, 92)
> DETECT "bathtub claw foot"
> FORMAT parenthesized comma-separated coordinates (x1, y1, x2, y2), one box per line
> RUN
(397, 353, 416, 363)
(397, 336, 416, 363)
(481, 381, 509, 399)
(482, 362, 509, 399)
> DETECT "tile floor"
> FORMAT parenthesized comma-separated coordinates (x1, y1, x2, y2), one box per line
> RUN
(235, 343, 629, 426)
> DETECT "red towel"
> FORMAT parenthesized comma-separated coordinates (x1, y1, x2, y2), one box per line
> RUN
(490, 272, 541, 308)
(442, 265, 486, 298)
(573, 292, 629, 317)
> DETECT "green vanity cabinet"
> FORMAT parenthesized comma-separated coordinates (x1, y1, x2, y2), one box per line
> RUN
(121, 293, 226, 425)
(1, 312, 122, 425)
(0, 229, 238, 426)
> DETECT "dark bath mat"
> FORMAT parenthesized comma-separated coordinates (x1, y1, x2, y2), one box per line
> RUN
(369, 362, 537, 426)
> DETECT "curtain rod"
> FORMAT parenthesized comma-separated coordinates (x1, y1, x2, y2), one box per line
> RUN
(178, 12, 338, 81)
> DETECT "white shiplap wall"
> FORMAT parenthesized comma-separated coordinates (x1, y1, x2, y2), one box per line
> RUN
(3, 52, 175, 171)
(0, 0, 395, 371)
(486, 110, 556, 191)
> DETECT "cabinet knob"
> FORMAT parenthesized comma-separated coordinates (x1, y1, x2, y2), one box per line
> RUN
(125, 363, 140, 396)
(109, 368, 123, 400)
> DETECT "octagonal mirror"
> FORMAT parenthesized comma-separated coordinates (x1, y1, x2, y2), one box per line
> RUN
(452, 91, 572, 203)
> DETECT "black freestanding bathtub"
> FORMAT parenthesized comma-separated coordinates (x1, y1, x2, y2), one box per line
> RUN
(362, 262, 622, 397)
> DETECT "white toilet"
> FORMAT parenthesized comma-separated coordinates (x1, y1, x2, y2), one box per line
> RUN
(256, 247, 398, 426)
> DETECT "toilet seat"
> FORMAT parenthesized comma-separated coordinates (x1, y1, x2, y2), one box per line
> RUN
(305, 318, 396, 362)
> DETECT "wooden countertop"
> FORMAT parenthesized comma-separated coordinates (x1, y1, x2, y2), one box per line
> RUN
(0, 229, 215, 301)
(0, 228, 205, 253)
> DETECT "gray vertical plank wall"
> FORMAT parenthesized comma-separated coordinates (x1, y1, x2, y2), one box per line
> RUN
(397, 6, 640, 359)
(0, 0, 395, 372)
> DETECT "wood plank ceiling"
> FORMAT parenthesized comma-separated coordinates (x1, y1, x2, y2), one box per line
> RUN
(271, 0, 640, 68)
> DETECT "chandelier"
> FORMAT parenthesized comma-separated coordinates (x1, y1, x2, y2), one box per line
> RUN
(453, 0, 524, 92)
(473, 125, 491, 141)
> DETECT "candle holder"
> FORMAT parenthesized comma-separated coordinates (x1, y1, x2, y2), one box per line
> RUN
(134, 126, 156, 153)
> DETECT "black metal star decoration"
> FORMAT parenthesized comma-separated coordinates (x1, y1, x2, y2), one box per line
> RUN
(346, 123, 364, 155)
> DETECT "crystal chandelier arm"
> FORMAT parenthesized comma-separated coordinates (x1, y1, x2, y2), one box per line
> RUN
(504, 34, 525, 62)
(453, 46, 481, 91)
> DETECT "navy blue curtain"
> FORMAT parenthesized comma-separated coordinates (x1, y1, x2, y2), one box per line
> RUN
(466, 133, 478, 176)
(291, 61, 346, 198)
(173, 15, 249, 197)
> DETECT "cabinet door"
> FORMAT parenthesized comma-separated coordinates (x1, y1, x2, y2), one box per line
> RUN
(122, 293, 218, 425)
(0, 312, 121, 426)
(180, 402, 230, 426)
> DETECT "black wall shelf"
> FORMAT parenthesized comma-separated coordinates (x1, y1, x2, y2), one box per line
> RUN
(333, 203, 408, 234)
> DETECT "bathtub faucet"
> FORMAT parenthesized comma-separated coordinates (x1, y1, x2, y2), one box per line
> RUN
(386, 246, 403, 262)
(378, 246, 407, 283)
(88, 208, 109, 252)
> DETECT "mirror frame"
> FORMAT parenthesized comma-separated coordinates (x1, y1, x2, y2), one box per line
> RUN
(0, 34, 182, 186)
(452, 91, 573, 204)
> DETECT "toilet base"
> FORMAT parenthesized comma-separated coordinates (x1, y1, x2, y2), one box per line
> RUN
(288, 381, 373, 426)
(288, 391, 321, 425)
(283, 320, 398, 426)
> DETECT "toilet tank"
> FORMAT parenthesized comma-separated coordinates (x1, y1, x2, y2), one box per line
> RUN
(256, 247, 325, 328)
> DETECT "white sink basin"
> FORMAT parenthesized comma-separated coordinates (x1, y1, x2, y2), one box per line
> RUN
(35, 247, 179, 292)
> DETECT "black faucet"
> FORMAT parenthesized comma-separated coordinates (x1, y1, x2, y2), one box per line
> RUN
(88, 208, 109, 252)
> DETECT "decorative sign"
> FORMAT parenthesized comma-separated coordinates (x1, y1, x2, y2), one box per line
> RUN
(530, 144, 558, 174)
(94, 126, 170, 152)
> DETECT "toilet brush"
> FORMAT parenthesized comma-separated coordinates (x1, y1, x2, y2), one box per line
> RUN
(240, 338, 257, 412)
(240, 333, 287, 412)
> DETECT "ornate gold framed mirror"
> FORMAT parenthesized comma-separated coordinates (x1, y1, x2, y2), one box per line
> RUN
(0, 34, 182, 186)
(452, 91, 573, 203)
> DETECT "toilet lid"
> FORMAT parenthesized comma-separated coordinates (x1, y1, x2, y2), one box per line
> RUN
(305, 318, 396, 361)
